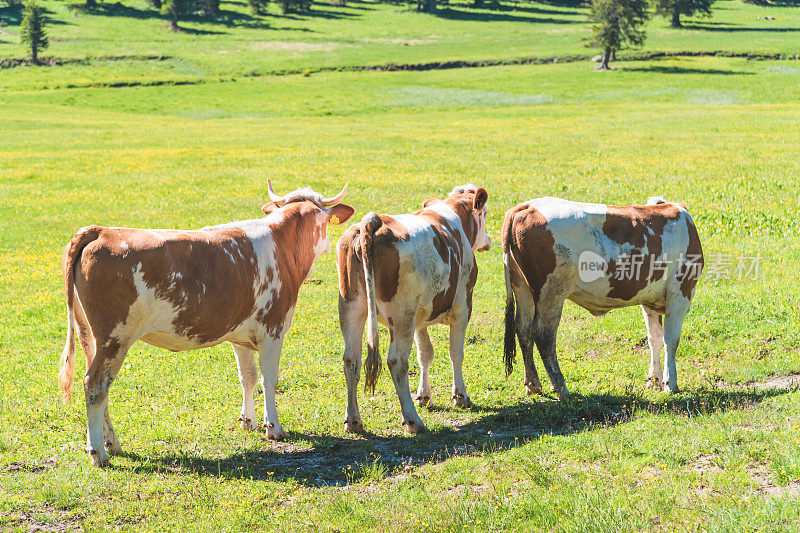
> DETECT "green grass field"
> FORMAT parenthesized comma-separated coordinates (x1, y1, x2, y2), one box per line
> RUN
(2, 0, 800, 530)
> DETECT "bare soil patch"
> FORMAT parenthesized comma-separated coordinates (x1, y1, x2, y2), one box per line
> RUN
(6, 503, 83, 532)
(718, 372, 800, 391)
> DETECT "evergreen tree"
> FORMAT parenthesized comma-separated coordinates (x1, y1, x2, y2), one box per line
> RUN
(19, 0, 48, 64)
(588, 0, 648, 70)
(652, 0, 713, 28)
(247, 0, 268, 14)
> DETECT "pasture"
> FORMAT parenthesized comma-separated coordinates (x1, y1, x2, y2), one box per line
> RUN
(2, 0, 800, 530)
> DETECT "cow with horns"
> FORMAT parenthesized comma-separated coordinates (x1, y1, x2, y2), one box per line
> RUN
(59, 182, 354, 466)
(502, 196, 703, 397)
(336, 184, 491, 434)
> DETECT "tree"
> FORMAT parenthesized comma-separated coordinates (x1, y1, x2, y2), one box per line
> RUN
(652, 0, 713, 28)
(279, 0, 311, 13)
(588, 0, 648, 70)
(247, 0, 268, 14)
(416, 0, 435, 12)
(20, 0, 48, 64)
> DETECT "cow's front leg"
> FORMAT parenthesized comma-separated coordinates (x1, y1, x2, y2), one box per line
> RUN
(232, 344, 259, 431)
(387, 325, 425, 434)
(662, 295, 691, 393)
(258, 338, 288, 441)
(641, 307, 664, 390)
(413, 328, 434, 408)
(448, 318, 473, 409)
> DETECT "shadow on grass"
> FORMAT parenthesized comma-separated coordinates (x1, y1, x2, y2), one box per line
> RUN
(681, 23, 800, 32)
(461, 2, 581, 16)
(528, 0, 585, 8)
(71, 2, 282, 30)
(117, 386, 792, 487)
(1, 4, 73, 26)
(622, 65, 756, 75)
(433, 6, 579, 22)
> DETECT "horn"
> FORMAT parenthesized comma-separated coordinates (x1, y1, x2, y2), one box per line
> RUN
(267, 179, 287, 205)
(321, 183, 348, 206)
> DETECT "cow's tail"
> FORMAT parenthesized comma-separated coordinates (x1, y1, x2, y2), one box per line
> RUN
(502, 214, 517, 378)
(58, 226, 101, 402)
(360, 213, 382, 394)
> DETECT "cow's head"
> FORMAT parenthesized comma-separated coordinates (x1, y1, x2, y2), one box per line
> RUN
(450, 184, 491, 252)
(262, 181, 355, 259)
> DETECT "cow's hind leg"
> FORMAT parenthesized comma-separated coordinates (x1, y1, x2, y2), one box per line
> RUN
(340, 297, 366, 432)
(84, 340, 130, 467)
(258, 337, 289, 440)
(642, 307, 665, 390)
(102, 406, 123, 456)
(514, 284, 542, 395)
(387, 321, 425, 434)
(448, 317, 473, 409)
(534, 298, 569, 399)
(232, 344, 259, 431)
(662, 294, 692, 393)
(413, 328, 434, 408)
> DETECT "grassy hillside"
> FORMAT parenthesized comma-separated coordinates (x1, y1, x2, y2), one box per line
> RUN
(1, 0, 800, 90)
(2, 53, 800, 529)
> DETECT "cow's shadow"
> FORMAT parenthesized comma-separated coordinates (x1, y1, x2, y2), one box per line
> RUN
(119, 386, 792, 486)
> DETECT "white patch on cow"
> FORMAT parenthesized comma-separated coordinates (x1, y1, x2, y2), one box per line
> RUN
(120, 241, 129, 250)
(578, 250, 607, 283)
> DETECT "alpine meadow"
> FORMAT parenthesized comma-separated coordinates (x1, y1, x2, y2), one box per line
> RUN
(1, 0, 800, 530)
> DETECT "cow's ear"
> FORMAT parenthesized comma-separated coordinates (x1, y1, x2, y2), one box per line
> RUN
(422, 198, 438, 208)
(473, 188, 488, 210)
(328, 203, 355, 225)
(262, 202, 279, 215)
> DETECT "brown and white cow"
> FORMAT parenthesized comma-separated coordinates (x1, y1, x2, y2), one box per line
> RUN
(336, 185, 491, 434)
(502, 196, 703, 397)
(58, 182, 354, 466)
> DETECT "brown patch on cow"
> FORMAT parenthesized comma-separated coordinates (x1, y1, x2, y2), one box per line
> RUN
(256, 203, 325, 338)
(503, 204, 557, 303)
(365, 215, 410, 303)
(337, 225, 364, 302)
(679, 219, 704, 300)
(447, 196, 479, 247)
(73, 229, 145, 349)
(138, 228, 262, 344)
(602, 204, 682, 301)
(465, 262, 478, 317)
(429, 245, 459, 320)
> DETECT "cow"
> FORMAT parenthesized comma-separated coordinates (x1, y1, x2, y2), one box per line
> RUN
(336, 185, 491, 434)
(502, 196, 703, 397)
(58, 182, 354, 466)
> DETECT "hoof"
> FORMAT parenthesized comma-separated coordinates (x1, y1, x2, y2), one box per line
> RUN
(238, 415, 258, 431)
(344, 418, 363, 433)
(104, 441, 123, 456)
(452, 393, 473, 409)
(553, 386, 570, 400)
(266, 425, 289, 441)
(645, 377, 663, 390)
(87, 447, 110, 467)
(403, 419, 426, 435)
(525, 382, 543, 396)
(414, 394, 431, 408)
(662, 383, 680, 394)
